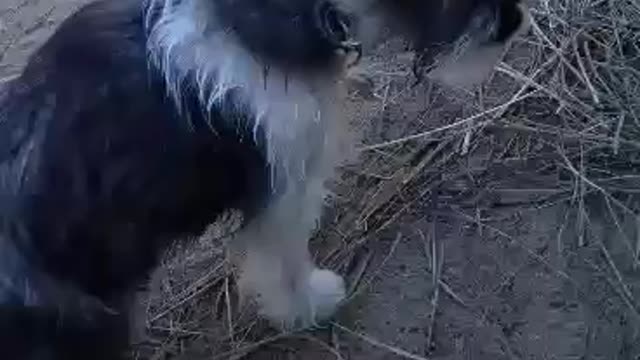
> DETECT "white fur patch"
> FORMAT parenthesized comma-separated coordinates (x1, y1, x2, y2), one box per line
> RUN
(144, 0, 349, 193)
(308, 269, 346, 320)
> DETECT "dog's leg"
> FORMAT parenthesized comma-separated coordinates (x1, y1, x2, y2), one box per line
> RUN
(228, 182, 345, 329)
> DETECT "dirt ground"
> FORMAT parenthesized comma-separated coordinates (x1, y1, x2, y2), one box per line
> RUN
(2, 1, 640, 359)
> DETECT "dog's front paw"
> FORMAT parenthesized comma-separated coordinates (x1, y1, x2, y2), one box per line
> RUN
(307, 269, 346, 323)
(244, 267, 345, 330)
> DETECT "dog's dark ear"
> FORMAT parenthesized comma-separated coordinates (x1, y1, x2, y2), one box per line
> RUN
(211, 0, 353, 69)
(314, 0, 362, 63)
(315, 0, 350, 45)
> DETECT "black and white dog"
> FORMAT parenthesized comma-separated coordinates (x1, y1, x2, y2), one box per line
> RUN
(0, 0, 529, 358)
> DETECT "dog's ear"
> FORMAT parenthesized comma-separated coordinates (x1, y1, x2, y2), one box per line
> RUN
(426, 1, 531, 88)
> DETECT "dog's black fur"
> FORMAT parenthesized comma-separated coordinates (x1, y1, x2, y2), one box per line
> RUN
(0, 1, 275, 357)
(0, 0, 527, 358)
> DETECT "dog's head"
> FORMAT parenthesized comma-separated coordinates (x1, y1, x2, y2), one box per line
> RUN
(340, 0, 531, 86)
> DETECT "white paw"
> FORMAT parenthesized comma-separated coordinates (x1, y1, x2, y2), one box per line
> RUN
(307, 269, 346, 322)
(238, 263, 345, 329)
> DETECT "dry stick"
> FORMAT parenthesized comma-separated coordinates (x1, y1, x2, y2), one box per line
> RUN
(530, 13, 594, 94)
(147, 326, 216, 337)
(357, 153, 488, 248)
(418, 226, 515, 358)
(402, 138, 453, 186)
(231, 319, 259, 346)
(598, 239, 639, 318)
(344, 232, 403, 302)
(345, 251, 373, 295)
(578, 143, 586, 247)
(378, 78, 391, 111)
(572, 34, 601, 105)
(496, 63, 567, 107)
(359, 91, 536, 151)
(603, 195, 640, 268)
(291, 335, 346, 360)
(423, 227, 517, 359)
(358, 137, 454, 225)
(213, 279, 227, 323)
(501, 60, 596, 124)
(607, 0, 625, 57)
(357, 137, 452, 226)
(490, 40, 566, 122)
(357, 165, 412, 226)
(148, 262, 227, 323)
(416, 229, 468, 307)
(501, 40, 598, 124)
(370, 182, 433, 235)
(559, 150, 640, 268)
(559, 149, 637, 217)
(556, 203, 573, 256)
(581, 35, 618, 103)
(330, 325, 342, 360)
(636, 215, 640, 271)
(461, 120, 473, 155)
(224, 276, 235, 344)
(613, 113, 625, 155)
(494, 122, 640, 149)
(331, 322, 431, 360)
(475, 206, 483, 237)
(425, 226, 443, 352)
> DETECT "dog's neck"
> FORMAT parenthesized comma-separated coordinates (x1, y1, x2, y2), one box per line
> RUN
(143, 0, 353, 193)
